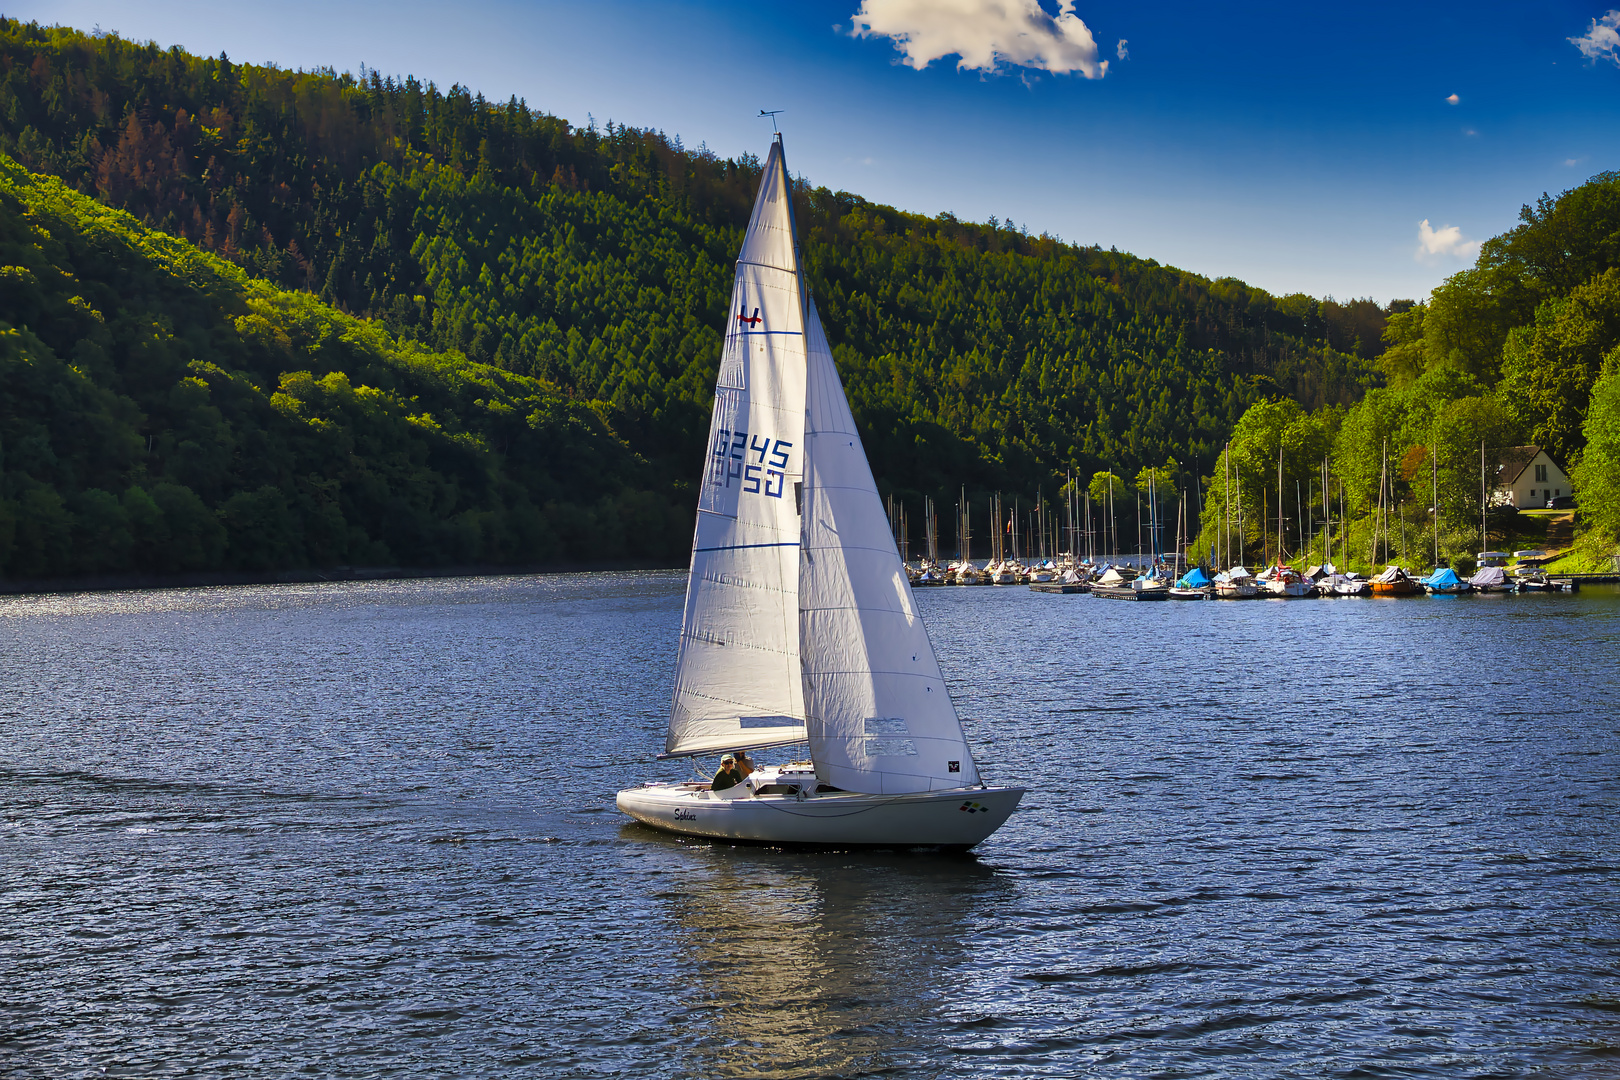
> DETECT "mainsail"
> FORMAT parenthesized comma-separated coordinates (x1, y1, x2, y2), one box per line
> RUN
(665, 136, 809, 757)
(798, 299, 980, 793)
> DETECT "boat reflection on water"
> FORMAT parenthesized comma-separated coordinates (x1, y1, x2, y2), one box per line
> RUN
(621, 825, 1012, 1078)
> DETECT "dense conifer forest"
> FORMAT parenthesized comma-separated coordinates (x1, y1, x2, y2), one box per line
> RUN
(15, 19, 1615, 580)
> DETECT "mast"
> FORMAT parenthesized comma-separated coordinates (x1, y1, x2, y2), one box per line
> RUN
(1236, 469, 1243, 566)
(1066, 473, 1075, 560)
(1399, 497, 1408, 564)
(1296, 480, 1304, 568)
(1432, 434, 1439, 569)
(1108, 477, 1117, 561)
(1384, 438, 1391, 566)
(1223, 445, 1231, 570)
(1148, 472, 1157, 569)
(1135, 488, 1142, 569)
(1179, 488, 1192, 573)
(1195, 476, 1204, 570)
(1322, 456, 1330, 568)
(1480, 439, 1487, 553)
(1339, 484, 1346, 573)
(1012, 497, 1020, 564)
(1085, 492, 1093, 563)
(1277, 444, 1284, 567)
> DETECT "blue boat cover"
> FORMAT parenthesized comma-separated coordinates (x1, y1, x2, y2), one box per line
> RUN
(1423, 567, 1463, 588)
(1177, 567, 1212, 589)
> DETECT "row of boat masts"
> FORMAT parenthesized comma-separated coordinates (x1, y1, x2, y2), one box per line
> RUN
(885, 474, 1193, 588)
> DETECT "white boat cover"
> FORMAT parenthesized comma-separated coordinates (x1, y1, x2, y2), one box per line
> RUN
(799, 298, 978, 793)
(666, 138, 808, 757)
(1470, 565, 1508, 587)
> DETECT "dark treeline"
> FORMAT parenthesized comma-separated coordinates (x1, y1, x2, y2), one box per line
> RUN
(0, 21, 1403, 577)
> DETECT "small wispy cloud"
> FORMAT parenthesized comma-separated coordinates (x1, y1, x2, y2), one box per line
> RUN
(1570, 10, 1620, 65)
(1116, 38, 1128, 61)
(1566, 156, 1583, 166)
(848, 0, 1108, 78)
(1445, 92, 1460, 104)
(1416, 219, 1480, 263)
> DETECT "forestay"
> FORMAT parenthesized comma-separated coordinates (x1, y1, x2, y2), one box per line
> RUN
(798, 297, 980, 793)
(665, 137, 809, 758)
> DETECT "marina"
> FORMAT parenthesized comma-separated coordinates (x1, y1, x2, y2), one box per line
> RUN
(891, 479, 1603, 601)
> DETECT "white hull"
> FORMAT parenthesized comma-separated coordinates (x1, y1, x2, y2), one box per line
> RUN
(617, 779, 1024, 848)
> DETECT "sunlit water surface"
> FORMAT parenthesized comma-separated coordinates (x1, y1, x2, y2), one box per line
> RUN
(3, 573, 1618, 1078)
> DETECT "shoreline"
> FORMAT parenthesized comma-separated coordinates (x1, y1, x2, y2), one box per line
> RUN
(0, 560, 686, 598)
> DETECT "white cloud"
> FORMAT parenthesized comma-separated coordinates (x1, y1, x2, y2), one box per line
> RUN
(1445, 92, 1459, 104)
(849, 0, 1108, 78)
(1116, 38, 1128, 61)
(1570, 10, 1620, 65)
(1416, 219, 1480, 263)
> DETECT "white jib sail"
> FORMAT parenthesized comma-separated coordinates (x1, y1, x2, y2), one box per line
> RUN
(798, 298, 981, 793)
(665, 137, 809, 758)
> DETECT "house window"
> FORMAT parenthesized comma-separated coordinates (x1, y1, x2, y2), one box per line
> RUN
(1535, 463, 1548, 482)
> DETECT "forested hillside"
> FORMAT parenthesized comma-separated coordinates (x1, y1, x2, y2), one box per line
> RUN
(1192, 170, 1620, 573)
(0, 21, 1408, 578)
(0, 155, 681, 578)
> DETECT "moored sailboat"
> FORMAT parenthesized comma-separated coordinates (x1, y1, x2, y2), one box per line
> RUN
(1169, 566, 1214, 599)
(1257, 563, 1311, 597)
(1214, 565, 1259, 598)
(1369, 565, 1422, 595)
(616, 137, 1023, 848)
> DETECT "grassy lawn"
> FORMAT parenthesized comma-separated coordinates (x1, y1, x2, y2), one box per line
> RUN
(1482, 514, 1562, 555)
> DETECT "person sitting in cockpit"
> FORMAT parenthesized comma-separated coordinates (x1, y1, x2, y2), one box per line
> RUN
(711, 755, 741, 792)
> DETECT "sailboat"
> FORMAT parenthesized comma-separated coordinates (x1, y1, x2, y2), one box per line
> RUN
(616, 137, 1023, 848)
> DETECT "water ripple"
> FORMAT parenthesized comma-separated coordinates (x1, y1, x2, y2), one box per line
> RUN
(2, 573, 1618, 1077)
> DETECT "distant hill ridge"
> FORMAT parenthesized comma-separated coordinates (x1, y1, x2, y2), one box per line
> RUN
(0, 19, 1400, 579)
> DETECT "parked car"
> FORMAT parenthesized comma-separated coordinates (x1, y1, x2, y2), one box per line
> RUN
(1547, 494, 1576, 510)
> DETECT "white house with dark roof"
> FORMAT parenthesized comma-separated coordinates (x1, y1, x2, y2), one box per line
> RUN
(1492, 445, 1570, 508)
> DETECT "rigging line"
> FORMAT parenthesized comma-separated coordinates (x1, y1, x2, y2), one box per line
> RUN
(693, 541, 802, 552)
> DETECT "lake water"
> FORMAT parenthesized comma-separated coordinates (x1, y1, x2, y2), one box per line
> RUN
(3, 572, 1618, 1078)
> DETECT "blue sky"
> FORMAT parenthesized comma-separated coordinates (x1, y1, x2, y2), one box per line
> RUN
(17, 0, 1620, 303)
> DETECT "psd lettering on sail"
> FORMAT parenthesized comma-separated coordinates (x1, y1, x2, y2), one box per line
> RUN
(699, 279, 803, 520)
